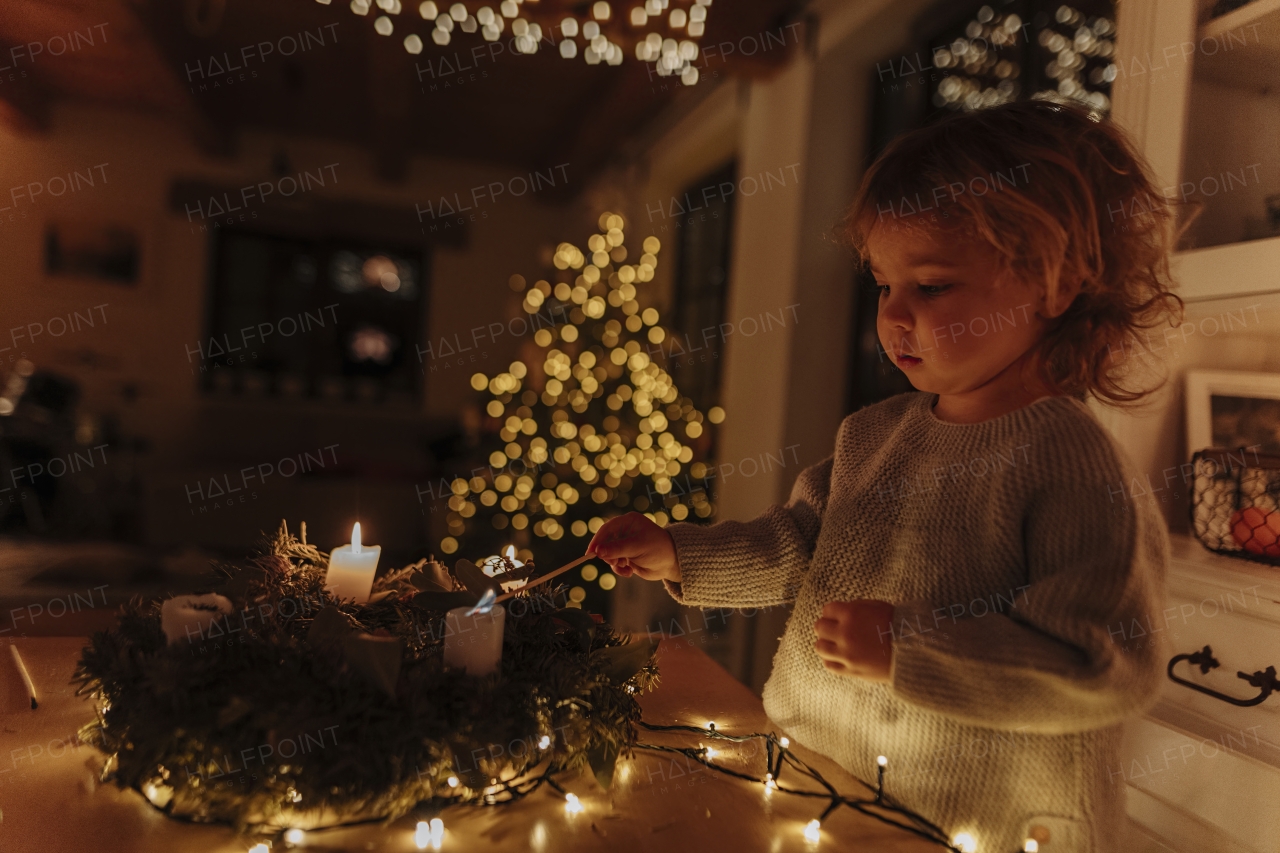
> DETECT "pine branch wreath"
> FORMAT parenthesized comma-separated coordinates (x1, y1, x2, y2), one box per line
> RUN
(72, 521, 658, 836)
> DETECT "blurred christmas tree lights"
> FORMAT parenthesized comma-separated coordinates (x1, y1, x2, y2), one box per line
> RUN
(437, 213, 723, 604)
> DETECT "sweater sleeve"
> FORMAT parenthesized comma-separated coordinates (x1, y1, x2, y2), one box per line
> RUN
(662, 454, 834, 609)
(889, 469, 1170, 735)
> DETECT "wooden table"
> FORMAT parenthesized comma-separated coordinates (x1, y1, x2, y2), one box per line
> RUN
(0, 635, 939, 853)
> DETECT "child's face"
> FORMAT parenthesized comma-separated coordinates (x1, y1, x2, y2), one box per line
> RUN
(869, 223, 1046, 399)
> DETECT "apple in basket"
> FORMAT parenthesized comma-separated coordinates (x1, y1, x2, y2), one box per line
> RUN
(1229, 506, 1280, 558)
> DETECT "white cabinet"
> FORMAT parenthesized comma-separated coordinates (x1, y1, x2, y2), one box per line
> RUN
(1120, 535, 1280, 852)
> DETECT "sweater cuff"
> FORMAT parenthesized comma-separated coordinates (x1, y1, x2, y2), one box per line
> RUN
(886, 599, 943, 705)
(663, 522, 705, 606)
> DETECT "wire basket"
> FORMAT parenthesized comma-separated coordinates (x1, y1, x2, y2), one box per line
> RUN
(1190, 447, 1280, 566)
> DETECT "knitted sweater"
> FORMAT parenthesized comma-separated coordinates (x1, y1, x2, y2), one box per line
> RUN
(663, 392, 1168, 853)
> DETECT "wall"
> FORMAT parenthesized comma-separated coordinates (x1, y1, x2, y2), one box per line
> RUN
(0, 101, 568, 554)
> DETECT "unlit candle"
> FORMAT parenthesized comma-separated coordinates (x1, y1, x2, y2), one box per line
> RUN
(442, 605, 506, 676)
(161, 593, 233, 645)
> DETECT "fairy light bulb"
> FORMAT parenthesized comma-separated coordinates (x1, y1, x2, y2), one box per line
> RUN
(780, 737, 790, 748)
(564, 792, 583, 814)
(706, 720, 717, 731)
(249, 846, 269, 853)
(803, 819, 821, 843)
(414, 821, 431, 849)
(1024, 841, 1039, 853)
(284, 828, 305, 844)
(704, 745, 717, 758)
(447, 775, 459, 787)
(954, 832, 978, 853)
(877, 755, 888, 767)
(539, 735, 551, 749)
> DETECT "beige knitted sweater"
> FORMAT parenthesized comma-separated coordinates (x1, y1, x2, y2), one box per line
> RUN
(664, 392, 1168, 853)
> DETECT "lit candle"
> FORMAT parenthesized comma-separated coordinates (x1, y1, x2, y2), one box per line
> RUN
(481, 545, 528, 592)
(442, 603, 506, 676)
(326, 522, 381, 603)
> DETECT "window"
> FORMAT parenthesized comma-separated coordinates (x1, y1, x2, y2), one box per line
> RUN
(926, 1, 1116, 116)
(199, 229, 427, 405)
(670, 161, 736, 409)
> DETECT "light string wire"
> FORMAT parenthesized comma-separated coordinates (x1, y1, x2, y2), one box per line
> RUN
(124, 721, 1031, 852)
(125, 757, 566, 836)
(633, 721, 970, 852)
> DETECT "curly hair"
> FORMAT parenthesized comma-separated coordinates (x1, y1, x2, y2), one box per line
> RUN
(841, 99, 1184, 406)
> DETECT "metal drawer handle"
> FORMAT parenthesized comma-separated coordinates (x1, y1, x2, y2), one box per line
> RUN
(1167, 645, 1279, 708)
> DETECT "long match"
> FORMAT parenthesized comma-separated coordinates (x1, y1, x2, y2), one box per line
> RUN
(9, 645, 37, 710)
(495, 554, 594, 602)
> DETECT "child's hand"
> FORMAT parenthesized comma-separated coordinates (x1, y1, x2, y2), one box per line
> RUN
(586, 512, 682, 584)
(814, 600, 895, 682)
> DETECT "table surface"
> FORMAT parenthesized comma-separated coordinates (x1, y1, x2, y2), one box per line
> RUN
(0, 635, 940, 853)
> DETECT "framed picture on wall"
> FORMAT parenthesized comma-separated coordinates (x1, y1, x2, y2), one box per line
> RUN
(44, 220, 141, 285)
(1185, 369, 1280, 458)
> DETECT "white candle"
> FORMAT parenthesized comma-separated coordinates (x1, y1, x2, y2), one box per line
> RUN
(161, 593, 233, 644)
(442, 604, 506, 676)
(481, 545, 528, 592)
(326, 522, 381, 603)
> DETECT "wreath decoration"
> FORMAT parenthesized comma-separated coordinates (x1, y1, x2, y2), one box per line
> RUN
(73, 521, 658, 836)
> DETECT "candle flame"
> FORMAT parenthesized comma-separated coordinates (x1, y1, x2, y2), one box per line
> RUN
(352, 522, 362, 554)
(467, 588, 497, 616)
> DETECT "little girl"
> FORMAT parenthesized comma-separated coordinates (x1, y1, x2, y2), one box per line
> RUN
(588, 100, 1179, 853)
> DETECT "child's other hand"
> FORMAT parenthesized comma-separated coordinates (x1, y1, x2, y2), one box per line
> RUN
(814, 600, 895, 682)
(586, 512, 682, 584)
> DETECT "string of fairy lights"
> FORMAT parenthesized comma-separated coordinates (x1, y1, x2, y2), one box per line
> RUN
(321, 0, 714, 85)
(628, 721, 1048, 853)
(201, 719, 1045, 851)
(438, 213, 725, 597)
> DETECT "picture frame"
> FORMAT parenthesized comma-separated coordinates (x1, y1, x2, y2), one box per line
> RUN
(1185, 369, 1280, 458)
(44, 219, 142, 285)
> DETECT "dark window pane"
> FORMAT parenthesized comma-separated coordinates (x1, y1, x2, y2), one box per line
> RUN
(202, 229, 428, 404)
(671, 161, 736, 408)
